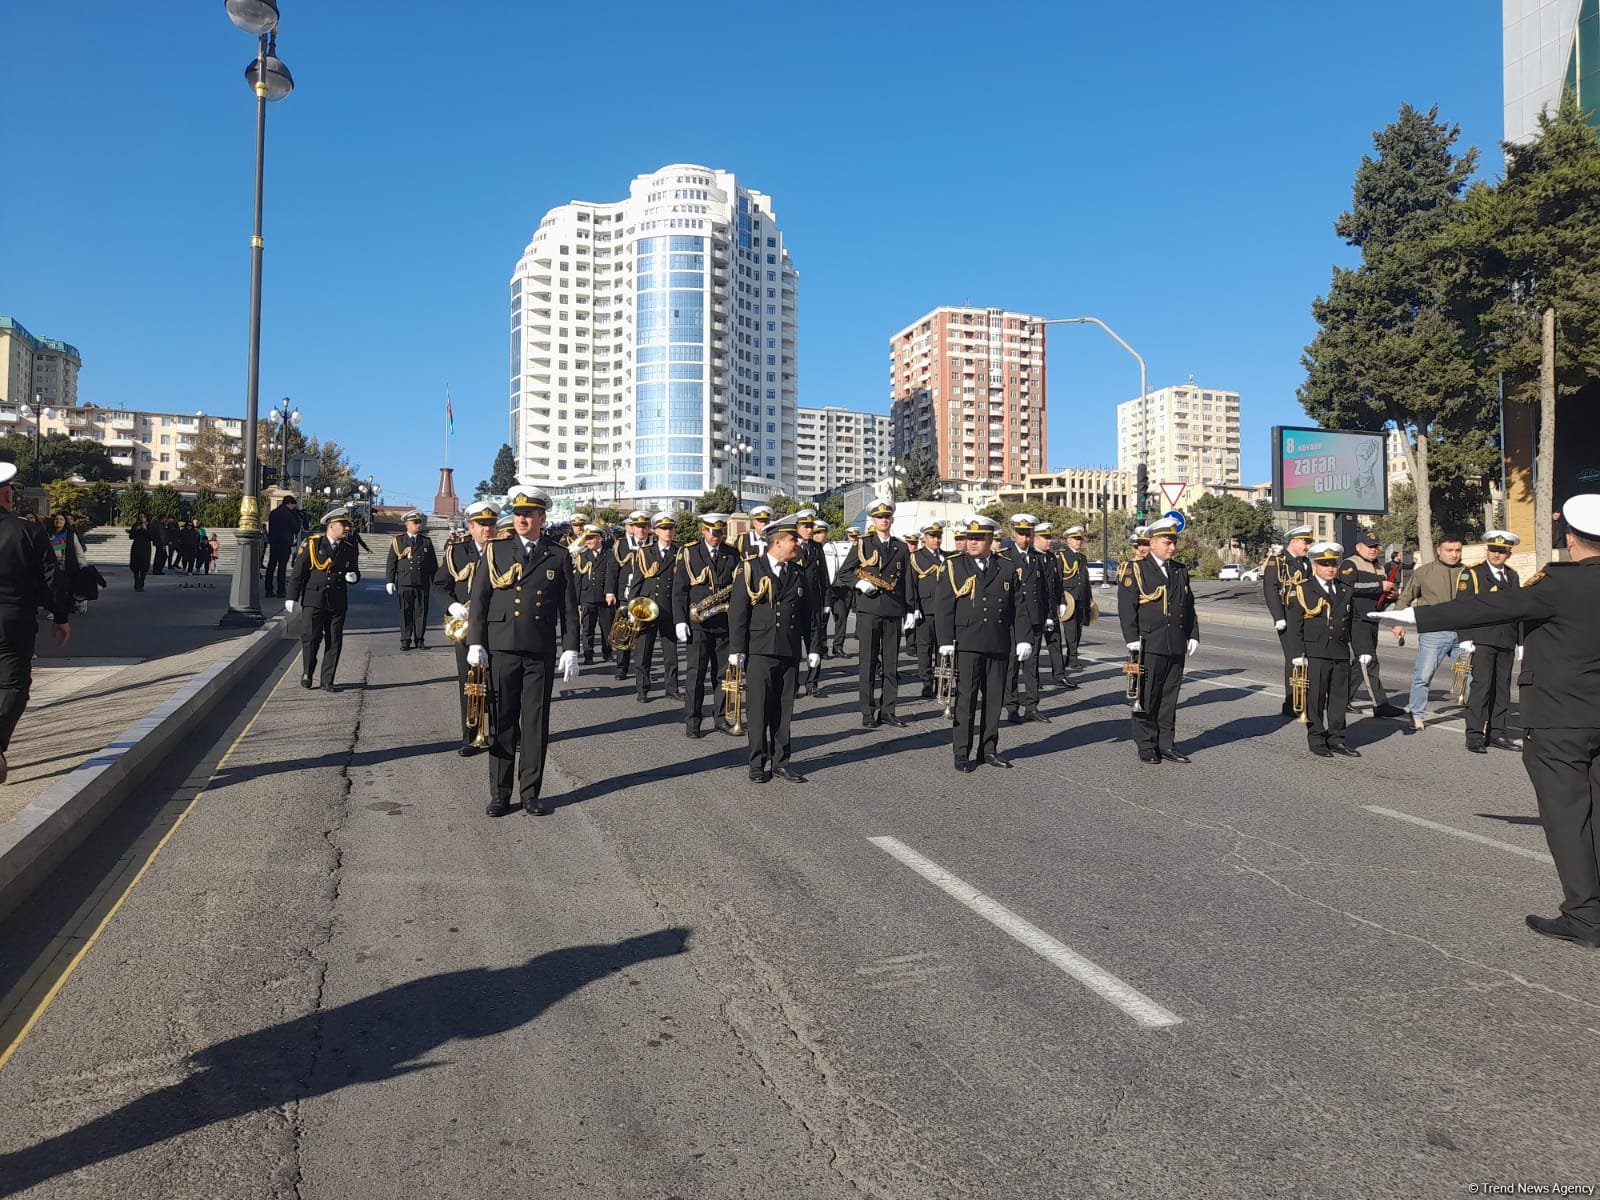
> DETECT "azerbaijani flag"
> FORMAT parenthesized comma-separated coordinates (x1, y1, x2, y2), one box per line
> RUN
(446, 387, 455, 436)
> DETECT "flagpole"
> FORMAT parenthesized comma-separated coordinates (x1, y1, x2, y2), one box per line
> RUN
(444, 384, 450, 470)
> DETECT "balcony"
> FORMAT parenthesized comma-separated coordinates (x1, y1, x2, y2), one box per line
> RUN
(110, 453, 135, 468)
(106, 435, 136, 448)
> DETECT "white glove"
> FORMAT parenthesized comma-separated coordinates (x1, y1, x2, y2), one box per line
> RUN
(1045, 618, 1056, 630)
(1516, 645, 1524, 664)
(1379, 606, 1417, 624)
(807, 652, 820, 669)
(1459, 640, 1475, 655)
(447, 602, 468, 620)
(1359, 654, 1373, 665)
(344, 572, 359, 584)
(1292, 655, 1307, 666)
(824, 606, 831, 615)
(467, 644, 486, 667)
(558, 649, 579, 681)
(939, 644, 955, 657)
(902, 612, 918, 632)
(855, 579, 877, 595)
(1274, 619, 1287, 632)
(386, 582, 396, 595)
(283, 599, 298, 614)
(675, 622, 690, 641)
(1186, 639, 1199, 657)
(1016, 642, 1033, 662)
(727, 652, 744, 668)
(1126, 640, 1141, 652)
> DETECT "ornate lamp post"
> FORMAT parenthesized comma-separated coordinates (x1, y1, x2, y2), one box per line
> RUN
(733, 438, 754, 514)
(268, 396, 300, 489)
(19, 395, 55, 489)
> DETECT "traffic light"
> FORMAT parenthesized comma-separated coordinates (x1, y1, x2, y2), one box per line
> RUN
(260, 464, 279, 489)
(1134, 462, 1148, 521)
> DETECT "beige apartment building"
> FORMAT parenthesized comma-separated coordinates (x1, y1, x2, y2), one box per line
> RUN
(1116, 381, 1240, 491)
(1, 316, 81, 410)
(889, 306, 1047, 484)
(996, 467, 1138, 514)
(0, 400, 244, 485)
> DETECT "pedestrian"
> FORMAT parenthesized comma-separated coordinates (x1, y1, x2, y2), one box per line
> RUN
(1395, 533, 1468, 732)
(384, 509, 438, 651)
(178, 519, 201, 575)
(150, 514, 169, 575)
(206, 530, 220, 574)
(263, 494, 301, 597)
(285, 506, 362, 692)
(48, 513, 83, 610)
(128, 514, 154, 591)
(0, 463, 72, 782)
(1381, 495, 1600, 950)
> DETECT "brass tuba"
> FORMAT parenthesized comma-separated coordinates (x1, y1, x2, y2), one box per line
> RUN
(464, 663, 491, 748)
(1451, 650, 1473, 705)
(722, 661, 745, 735)
(607, 596, 660, 652)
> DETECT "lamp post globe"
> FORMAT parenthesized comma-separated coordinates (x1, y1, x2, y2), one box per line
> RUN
(243, 47, 294, 100)
(225, 0, 280, 35)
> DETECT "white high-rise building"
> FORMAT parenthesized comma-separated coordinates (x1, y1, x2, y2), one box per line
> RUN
(1116, 382, 1241, 490)
(795, 406, 890, 498)
(509, 164, 799, 509)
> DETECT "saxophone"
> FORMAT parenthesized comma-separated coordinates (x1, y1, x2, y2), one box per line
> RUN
(690, 584, 733, 623)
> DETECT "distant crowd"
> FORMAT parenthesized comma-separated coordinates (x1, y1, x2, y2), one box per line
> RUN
(124, 516, 220, 591)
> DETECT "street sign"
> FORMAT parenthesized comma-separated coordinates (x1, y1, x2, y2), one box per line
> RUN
(1164, 509, 1187, 533)
(1159, 481, 1187, 509)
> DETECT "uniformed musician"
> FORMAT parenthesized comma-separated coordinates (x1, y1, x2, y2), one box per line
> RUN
(910, 521, 946, 699)
(622, 512, 682, 703)
(604, 511, 650, 678)
(1340, 533, 1406, 719)
(828, 527, 861, 656)
(1033, 522, 1066, 685)
(836, 500, 916, 727)
(384, 509, 438, 651)
(737, 504, 774, 559)
(1264, 525, 1314, 717)
(1056, 525, 1093, 686)
(286, 506, 362, 692)
(465, 487, 580, 818)
(791, 509, 830, 697)
(728, 515, 818, 784)
(1381, 495, 1600, 950)
(672, 512, 741, 738)
(1118, 516, 1198, 764)
(933, 515, 1028, 772)
(1286, 541, 1359, 758)
(1456, 530, 1523, 753)
(998, 514, 1051, 724)
(811, 519, 835, 658)
(433, 500, 498, 755)
(1115, 527, 1150, 586)
(0, 462, 70, 782)
(573, 525, 609, 664)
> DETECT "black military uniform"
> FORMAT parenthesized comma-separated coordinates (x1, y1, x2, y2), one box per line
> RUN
(998, 517, 1049, 723)
(1117, 523, 1197, 764)
(1034, 528, 1066, 683)
(1057, 529, 1093, 678)
(432, 503, 498, 753)
(829, 531, 860, 655)
(1285, 544, 1359, 757)
(736, 507, 773, 560)
(385, 514, 439, 650)
(1339, 539, 1401, 717)
(836, 502, 915, 726)
(672, 516, 741, 737)
(909, 529, 946, 698)
(290, 509, 362, 691)
(1402, 496, 1600, 948)
(263, 497, 303, 597)
(622, 518, 681, 701)
(0, 471, 69, 771)
(603, 518, 648, 674)
(728, 520, 814, 782)
(466, 489, 579, 817)
(1456, 534, 1523, 752)
(1264, 532, 1313, 716)
(572, 533, 610, 663)
(792, 513, 831, 697)
(932, 520, 1018, 771)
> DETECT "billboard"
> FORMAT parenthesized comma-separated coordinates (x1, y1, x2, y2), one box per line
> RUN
(1271, 426, 1388, 515)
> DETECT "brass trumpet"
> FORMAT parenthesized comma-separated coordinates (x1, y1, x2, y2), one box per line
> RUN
(1290, 659, 1311, 724)
(1451, 650, 1473, 705)
(1122, 642, 1146, 713)
(607, 596, 660, 652)
(722, 661, 745, 735)
(464, 663, 491, 748)
(934, 648, 957, 720)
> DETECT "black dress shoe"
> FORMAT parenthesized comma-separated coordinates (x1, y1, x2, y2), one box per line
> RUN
(953, 758, 972, 773)
(1466, 742, 1488, 754)
(796, 683, 810, 698)
(1280, 704, 1297, 718)
(323, 683, 340, 694)
(1020, 711, 1051, 724)
(1139, 751, 1161, 765)
(810, 684, 827, 699)
(417, 641, 427, 650)
(300, 675, 314, 689)
(920, 686, 935, 699)
(1309, 746, 1334, 758)
(1489, 736, 1521, 751)
(486, 800, 512, 818)
(614, 669, 629, 680)
(1526, 914, 1600, 948)
(1007, 709, 1021, 724)
(636, 692, 650, 704)
(1331, 744, 1362, 758)
(1159, 750, 1191, 764)
(524, 799, 549, 816)
(1060, 679, 1079, 690)
(665, 689, 684, 700)
(686, 726, 705, 739)
(715, 722, 735, 736)
(880, 715, 909, 728)
(862, 714, 878, 728)
(772, 766, 808, 783)
(402, 642, 412, 652)
(458, 744, 483, 757)
(747, 768, 768, 784)
(983, 754, 1013, 769)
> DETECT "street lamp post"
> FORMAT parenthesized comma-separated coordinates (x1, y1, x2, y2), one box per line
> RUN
(1036, 316, 1149, 516)
(268, 395, 300, 491)
(223, 0, 294, 626)
(19, 394, 55, 489)
(734, 439, 754, 513)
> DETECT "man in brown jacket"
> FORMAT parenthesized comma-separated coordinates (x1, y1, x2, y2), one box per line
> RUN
(1395, 534, 1467, 732)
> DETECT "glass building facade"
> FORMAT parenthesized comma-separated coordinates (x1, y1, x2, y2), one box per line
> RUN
(633, 235, 708, 496)
(1504, 0, 1600, 143)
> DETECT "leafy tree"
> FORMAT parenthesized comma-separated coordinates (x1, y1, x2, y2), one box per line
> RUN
(591, 505, 624, 528)
(209, 491, 243, 527)
(190, 487, 219, 525)
(1299, 104, 1494, 561)
(1449, 90, 1600, 563)
(44, 480, 87, 523)
(763, 492, 801, 518)
(1195, 550, 1224, 579)
(148, 483, 186, 522)
(892, 447, 943, 502)
(672, 510, 702, 545)
(86, 480, 117, 525)
(0, 432, 127, 483)
(118, 480, 151, 523)
(184, 426, 243, 490)
(696, 484, 737, 514)
(1186, 493, 1275, 556)
(1371, 483, 1420, 552)
(489, 443, 518, 495)
(817, 496, 845, 535)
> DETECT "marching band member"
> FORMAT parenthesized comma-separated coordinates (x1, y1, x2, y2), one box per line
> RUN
(828, 527, 861, 655)
(1116, 527, 1150, 586)
(793, 510, 831, 697)
(1457, 530, 1523, 753)
(287, 506, 362, 693)
(1056, 525, 1092, 684)
(1264, 525, 1314, 717)
(384, 509, 438, 651)
(737, 504, 774, 559)
(1033, 522, 1066, 685)
(573, 525, 609, 664)
(622, 512, 682, 703)
(671, 513, 741, 738)
(465, 487, 580, 818)
(1340, 534, 1406, 719)
(836, 500, 916, 728)
(933, 515, 1026, 772)
(999, 514, 1050, 724)
(604, 511, 650, 679)
(728, 515, 818, 784)
(1286, 541, 1359, 759)
(910, 521, 947, 699)
(432, 500, 499, 755)
(1118, 517, 1197, 764)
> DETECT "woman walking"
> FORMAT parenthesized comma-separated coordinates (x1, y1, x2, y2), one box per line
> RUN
(129, 515, 154, 591)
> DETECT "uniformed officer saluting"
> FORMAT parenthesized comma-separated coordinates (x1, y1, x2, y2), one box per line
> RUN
(836, 499, 917, 727)
(1455, 529, 1523, 754)
(385, 509, 439, 651)
(1264, 524, 1314, 717)
(1382, 495, 1600, 950)
(433, 499, 499, 755)
(728, 515, 818, 784)
(933, 515, 1028, 772)
(1286, 541, 1360, 759)
(0, 462, 70, 783)
(1118, 516, 1198, 764)
(286, 506, 362, 692)
(672, 512, 741, 738)
(466, 487, 580, 818)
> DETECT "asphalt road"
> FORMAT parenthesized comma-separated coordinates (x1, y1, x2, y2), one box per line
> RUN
(0, 584, 1593, 1199)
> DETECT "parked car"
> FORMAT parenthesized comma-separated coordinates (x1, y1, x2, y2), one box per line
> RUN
(1086, 560, 1108, 585)
(1240, 565, 1263, 582)
(1218, 563, 1243, 581)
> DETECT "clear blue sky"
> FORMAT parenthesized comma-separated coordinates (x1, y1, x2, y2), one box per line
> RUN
(2, 2, 1504, 507)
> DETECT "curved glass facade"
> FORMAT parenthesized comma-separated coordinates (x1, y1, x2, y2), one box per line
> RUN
(634, 235, 706, 495)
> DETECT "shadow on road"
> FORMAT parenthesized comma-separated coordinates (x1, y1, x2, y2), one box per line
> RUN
(0, 929, 688, 1197)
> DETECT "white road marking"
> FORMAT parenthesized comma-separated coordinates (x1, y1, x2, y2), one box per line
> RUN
(1363, 805, 1553, 864)
(867, 836, 1183, 1029)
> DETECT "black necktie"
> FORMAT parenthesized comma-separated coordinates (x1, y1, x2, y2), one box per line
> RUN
(523, 540, 533, 563)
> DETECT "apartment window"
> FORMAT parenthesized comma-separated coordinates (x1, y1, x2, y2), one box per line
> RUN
(160, 435, 170, 445)
(160, 453, 171, 463)
(159, 470, 169, 481)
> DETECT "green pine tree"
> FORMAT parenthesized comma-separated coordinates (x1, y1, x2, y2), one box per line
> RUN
(489, 444, 518, 494)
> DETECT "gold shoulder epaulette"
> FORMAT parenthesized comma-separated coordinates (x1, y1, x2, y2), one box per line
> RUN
(1526, 568, 1549, 586)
